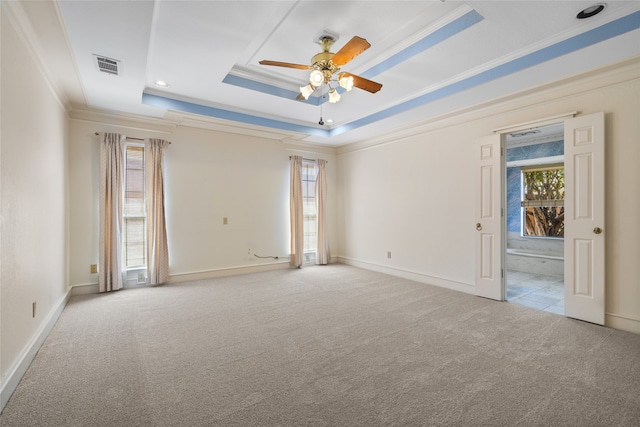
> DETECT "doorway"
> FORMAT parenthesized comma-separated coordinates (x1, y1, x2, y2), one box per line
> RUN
(476, 112, 605, 324)
(504, 123, 565, 315)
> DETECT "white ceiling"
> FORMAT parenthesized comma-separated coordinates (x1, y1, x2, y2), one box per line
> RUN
(14, 1, 640, 147)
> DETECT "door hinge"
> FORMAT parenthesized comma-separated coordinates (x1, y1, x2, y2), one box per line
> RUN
(501, 207, 504, 217)
(501, 269, 504, 278)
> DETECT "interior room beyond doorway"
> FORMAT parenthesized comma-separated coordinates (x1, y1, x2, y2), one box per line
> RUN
(504, 123, 565, 315)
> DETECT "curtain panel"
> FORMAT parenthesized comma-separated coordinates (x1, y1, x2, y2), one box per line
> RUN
(289, 156, 304, 268)
(98, 133, 125, 292)
(145, 138, 171, 285)
(315, 159, 329, 265)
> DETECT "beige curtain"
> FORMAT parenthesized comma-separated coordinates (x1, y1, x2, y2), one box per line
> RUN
(98, 133, 125, 292)
(290, 155, 304, 268)
(315, 159, 329, 265)
(145, 138, 170, 285)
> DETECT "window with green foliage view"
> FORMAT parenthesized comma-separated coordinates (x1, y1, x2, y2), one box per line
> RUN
(521, 165, 564, 238)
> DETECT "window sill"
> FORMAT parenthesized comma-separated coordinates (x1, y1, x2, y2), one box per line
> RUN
(520, 235, 564, 240)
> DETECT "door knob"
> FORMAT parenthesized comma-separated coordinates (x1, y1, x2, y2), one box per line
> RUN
(593, 227, 603, 234)
(476, 223, 482, 231)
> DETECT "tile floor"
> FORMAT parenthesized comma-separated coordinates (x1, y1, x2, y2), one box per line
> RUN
(506, 270, 565, 315)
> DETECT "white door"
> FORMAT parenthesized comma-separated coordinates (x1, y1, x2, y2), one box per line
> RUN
(475, 134, 505, 300)
(564, 112, 605, 325)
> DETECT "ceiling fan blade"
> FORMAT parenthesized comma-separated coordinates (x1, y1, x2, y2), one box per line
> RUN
(331, 36, 371, 67)
(342, 72, 383, 93)
(296, 92, 306, 101)
(259, 60, 312, 70)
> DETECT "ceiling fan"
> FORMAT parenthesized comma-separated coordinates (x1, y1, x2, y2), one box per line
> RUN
(259, 35, 382, 104)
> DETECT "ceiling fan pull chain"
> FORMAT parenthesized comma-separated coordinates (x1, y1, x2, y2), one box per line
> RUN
(319, 88, 324, 125)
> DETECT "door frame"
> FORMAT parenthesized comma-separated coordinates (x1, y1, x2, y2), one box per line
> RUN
(480, 111, 605, 325)
(478, 112, 577, 302)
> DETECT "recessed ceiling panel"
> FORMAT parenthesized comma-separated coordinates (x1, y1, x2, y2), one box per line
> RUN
(46, 0, 640, 146)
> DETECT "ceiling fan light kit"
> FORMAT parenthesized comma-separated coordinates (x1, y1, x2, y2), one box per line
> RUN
(259, 34, 382, 109)
(299, 84, 315, 100)
(338, 73, 354, 91)
(309, 69, 325, 86)
(328, 88, 340, 103)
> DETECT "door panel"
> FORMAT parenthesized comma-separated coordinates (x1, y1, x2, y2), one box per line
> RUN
(564, 112, 605, 325)
(475, 134, 504, 300)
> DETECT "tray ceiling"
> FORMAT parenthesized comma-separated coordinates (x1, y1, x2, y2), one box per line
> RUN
(17, 1, 640, 146)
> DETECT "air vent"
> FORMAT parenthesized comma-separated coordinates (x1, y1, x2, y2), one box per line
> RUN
(510, 129, 541, 138)
(94, 55, 120, 75)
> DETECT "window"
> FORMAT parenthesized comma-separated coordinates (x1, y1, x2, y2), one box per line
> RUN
(124, 145, 146, 267)
(521, 164, 564, 237)
(302, 160, 318, 253)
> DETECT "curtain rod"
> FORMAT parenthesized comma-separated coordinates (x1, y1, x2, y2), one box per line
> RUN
(94, 132, 171, 143)
(289, 156, 327, 163)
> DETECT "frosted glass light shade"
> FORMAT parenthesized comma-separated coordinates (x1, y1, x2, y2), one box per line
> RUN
(328, 88, 340, 103)
(299, 84, 315, 99)
(309, 70, 324, 86)
(338, 74, 354, 91)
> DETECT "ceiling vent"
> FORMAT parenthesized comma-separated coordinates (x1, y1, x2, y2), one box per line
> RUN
(94, 55, 120, 75)
(509, 129, 541, 138)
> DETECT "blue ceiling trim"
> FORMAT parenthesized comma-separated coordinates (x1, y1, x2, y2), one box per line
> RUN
(142, 93, 330, 136)
(143, 11, 639, 139)
(222, 74, 321, 106)
(361, 9, 484, 79)
(329, 10, 640, 137)
(221, 9, 484, 104)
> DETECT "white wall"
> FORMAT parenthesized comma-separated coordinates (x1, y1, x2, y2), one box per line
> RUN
(339, 124, 476, 292)
(337, 60, 640, 333)
(1, 8, 69, 405)
(68, 119, 338, 288)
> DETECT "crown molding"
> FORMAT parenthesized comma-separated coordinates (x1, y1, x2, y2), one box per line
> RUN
(2, 0, 71, 114)
(69, 107, 177, 135)
(69, 105, 305, 142)
(228, 65, 303, 91)
(282, 140, 338, 156)
(354, 4, 477, 75)
(337, 56, 640, 154)
(70, 53, 638, 153)
(172, 114, 303, 141)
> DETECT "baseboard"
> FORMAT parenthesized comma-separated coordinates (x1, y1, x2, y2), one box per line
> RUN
(605, 312, 640, 335)
(70, 282, 99, 296)
(69, 261, 294, 294)
(337, 256, 475, 295)
(168, 261, 291, 283)
(0, 287, 72, 412)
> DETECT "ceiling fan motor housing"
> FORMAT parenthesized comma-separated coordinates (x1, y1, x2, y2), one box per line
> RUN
(311, 37, 340, 83)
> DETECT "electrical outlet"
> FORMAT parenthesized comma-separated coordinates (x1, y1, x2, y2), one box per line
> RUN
(32, 302, 36, 318)
(137, 272, 146, 284)
(90, 264, 98, 274)
(387, 251, 392, 259)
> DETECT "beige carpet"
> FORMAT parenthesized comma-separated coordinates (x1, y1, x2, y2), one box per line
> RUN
(1, 264, 639, 426)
